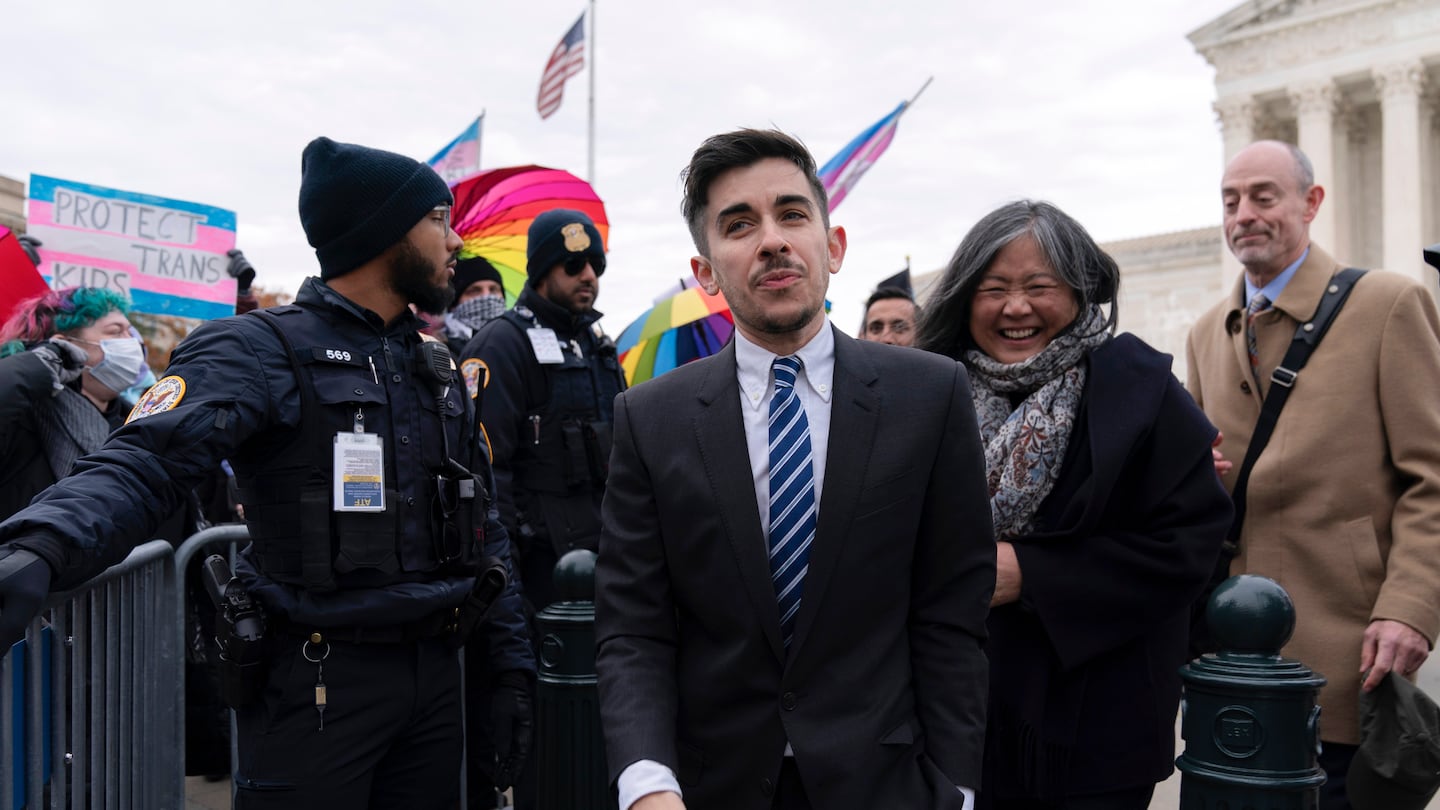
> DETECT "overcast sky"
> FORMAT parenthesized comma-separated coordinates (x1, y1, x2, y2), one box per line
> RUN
(2, 0, 1243, 336)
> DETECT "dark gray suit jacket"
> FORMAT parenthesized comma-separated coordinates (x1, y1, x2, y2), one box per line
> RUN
(595, 327, 995, 810)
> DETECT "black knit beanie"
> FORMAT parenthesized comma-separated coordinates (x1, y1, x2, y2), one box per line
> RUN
(450, 256, 504, 304)
(298, 137, 454, 280)
(526, 208, 606, 283)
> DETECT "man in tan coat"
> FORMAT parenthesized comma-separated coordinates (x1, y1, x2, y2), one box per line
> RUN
(1187, 140, 1440, 808)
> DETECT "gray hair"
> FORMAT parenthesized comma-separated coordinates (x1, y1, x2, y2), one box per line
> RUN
(1286, 142, 1315, 190)
(915, 200, 1119, 358)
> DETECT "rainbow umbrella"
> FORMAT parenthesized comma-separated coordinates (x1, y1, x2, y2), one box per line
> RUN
(617, 286, 734, 386)
(450, 165, 608, 304)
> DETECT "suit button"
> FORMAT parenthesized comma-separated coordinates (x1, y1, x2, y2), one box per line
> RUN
(400, 436, 410, 444)
(407, 497, 416, 506)
(760, 778, 774, 797)
(1240, 381, 1251, 394)
(1228, 321, 1241, 335)
(781, 692, 797, 711)
(392, 374, 402, 383)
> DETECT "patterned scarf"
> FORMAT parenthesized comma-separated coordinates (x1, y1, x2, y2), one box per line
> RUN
(965, 307, 1110, 541)
(36, 386, 112, 481)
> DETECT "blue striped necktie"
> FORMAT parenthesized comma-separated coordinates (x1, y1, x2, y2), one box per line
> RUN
(768, 356, 817, 649)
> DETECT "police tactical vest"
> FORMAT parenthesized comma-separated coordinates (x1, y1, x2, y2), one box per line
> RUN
(233, 306, 481, 592)
(496, 309, 625, 497)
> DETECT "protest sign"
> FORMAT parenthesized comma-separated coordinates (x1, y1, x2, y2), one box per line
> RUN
(25, 175, 237, 319)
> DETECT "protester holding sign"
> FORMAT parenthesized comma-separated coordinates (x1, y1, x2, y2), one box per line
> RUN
(0, 287, 142, 521)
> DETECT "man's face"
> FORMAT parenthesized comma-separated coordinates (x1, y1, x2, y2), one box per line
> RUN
(392, 205, 462, 314)
(459, 279, 504, 303)
(536, 258, 600, 314)
(691, 157, 844, 348)
(1221, 142, 1323, 283)
(862, 298, 916, 346)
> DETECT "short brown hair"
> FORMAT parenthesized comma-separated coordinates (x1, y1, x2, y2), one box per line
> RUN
(680, 128, 830, 256)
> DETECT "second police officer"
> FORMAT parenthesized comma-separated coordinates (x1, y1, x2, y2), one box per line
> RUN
(0, 137, 535, 810)
(461, 208, 625, 808)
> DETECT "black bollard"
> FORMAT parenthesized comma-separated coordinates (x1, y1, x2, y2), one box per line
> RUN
(534, 549, 616, 810)
(1177, 574, 1327, 808)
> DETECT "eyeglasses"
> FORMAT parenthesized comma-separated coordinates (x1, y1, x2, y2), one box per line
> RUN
(431, 205, 452, 231)
(563, 254, 605, 278)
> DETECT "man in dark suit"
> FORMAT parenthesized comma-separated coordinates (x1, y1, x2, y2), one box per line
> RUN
(594, 128, 996, 810)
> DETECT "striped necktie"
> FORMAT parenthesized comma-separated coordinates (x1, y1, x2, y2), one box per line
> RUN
(768, 356, 816, 649)
(1246, 293, 1271, 381)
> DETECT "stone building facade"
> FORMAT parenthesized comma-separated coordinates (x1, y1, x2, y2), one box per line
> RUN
(0, 175, 24, 234)
(917, 0, 1440, 381)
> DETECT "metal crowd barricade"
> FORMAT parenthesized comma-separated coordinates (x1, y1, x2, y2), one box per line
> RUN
(0, 539, 181, 810)
(172, 523, 249, 806)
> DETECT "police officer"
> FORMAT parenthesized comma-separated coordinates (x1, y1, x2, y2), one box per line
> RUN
(0, 137, 534, 810)
(461, 208, 624, 609)
(459, 208, 624, 808)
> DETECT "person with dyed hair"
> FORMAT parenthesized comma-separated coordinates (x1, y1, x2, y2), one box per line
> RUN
(0, 287, 145, 521)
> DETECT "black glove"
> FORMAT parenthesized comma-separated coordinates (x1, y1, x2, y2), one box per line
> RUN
(226, 249, 256, 294)
(0, 547, 54, 656)
(31, 339, 89, 391)
(16, 234, 42, 266)
(491, 669, 534, 790)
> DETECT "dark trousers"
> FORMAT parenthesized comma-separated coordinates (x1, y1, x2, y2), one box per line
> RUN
(234, 637, 461, 809)
(985, 784, 1154, 810)
(1318, 741, 1358, 810)
(773, 758, 812, 810)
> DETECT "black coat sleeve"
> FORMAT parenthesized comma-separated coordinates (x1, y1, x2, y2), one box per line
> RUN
(1013, 372, 1232, 671)
(1, 319, 286, 588)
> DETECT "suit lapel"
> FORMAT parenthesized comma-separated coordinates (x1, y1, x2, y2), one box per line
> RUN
(1224, 276, 1262, 407)
(790, 329, 880, 658)
(692, 342, 785, 660)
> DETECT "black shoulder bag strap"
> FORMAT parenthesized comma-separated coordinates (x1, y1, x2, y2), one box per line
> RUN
(1225, 267, 1367, 552)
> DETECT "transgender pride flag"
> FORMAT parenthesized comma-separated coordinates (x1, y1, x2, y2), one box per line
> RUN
(817, 101, 908, 212)
(429, 115, 484, 187)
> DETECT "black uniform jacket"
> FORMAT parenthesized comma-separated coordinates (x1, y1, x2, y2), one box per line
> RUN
(982, 333, 1231, 800)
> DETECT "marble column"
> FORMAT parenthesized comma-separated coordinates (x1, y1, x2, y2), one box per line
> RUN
(1291, 81, 1339, 253)
(1374, 61, 1427, 280)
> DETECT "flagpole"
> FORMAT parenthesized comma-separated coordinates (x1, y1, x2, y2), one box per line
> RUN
(587, 0, 597, 184)
(903, 76, 933, 112)
(477, 110, 486, 170)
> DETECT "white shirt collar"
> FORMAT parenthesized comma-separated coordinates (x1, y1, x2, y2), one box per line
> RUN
(734, 319, 835, 410)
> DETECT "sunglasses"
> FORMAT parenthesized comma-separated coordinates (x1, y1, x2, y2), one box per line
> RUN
(563, 254, 605, 278)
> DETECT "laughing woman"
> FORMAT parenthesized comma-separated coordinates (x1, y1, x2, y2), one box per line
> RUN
(917, 200, 1231, 810)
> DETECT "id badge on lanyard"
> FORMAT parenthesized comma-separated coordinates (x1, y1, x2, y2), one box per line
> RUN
(527, 327, 566, 365)
(334, 407, 385, 512)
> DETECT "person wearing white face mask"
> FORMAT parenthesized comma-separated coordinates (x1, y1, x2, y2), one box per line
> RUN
(0, 286, 146, 521)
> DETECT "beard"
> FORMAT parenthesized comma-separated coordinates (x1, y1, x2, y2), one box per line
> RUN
(733, 255, 822, 335)
(391, 240, 455, 315)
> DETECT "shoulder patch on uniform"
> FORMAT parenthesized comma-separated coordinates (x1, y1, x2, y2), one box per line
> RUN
(126, 375, 186, 423)
(462, 358, 489, 400)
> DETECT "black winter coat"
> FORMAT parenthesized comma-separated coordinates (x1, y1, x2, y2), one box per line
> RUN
(979, 334, 1232, 801)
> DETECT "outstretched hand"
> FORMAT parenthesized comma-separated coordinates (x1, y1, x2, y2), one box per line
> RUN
(0, 548, 54, 656)
(226, 249, 256, 292)
(16, 234, 42, 266)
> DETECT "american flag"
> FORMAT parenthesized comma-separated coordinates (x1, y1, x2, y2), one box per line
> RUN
(537, 13, 586, 120)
